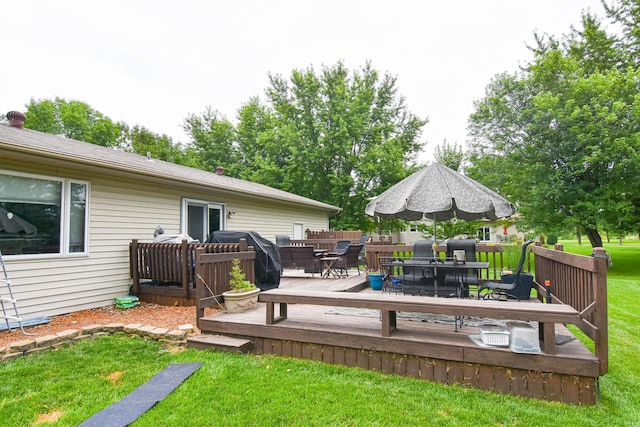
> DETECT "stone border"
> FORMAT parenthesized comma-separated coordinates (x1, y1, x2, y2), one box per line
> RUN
(0, 323, 196, 361)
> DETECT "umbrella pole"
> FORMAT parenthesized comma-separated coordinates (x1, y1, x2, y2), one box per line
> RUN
(433, 214, 437, 243)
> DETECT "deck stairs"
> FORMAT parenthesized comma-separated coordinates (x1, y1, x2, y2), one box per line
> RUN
(186, 334, 253, 353)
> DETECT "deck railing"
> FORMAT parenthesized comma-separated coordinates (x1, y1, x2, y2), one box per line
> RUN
(291, 236, 392, 252)
(130, 239, 255, 298)
(306, 230, 363, 240)
(365, 242, 609, 375)
(195, 244, 256, 324)
(532, 245, 608, 375)
(364, 243, 514, 282)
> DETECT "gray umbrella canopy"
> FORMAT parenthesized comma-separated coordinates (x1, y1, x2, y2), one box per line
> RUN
(365, 163, 516, 222)
(0, 207, 37, 234)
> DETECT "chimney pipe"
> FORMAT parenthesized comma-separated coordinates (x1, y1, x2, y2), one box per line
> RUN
(6, 111, 26, 129)
(215, 166, 224, 176)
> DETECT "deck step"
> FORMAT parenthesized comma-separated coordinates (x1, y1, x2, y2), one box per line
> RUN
(186, 334, 253, 354)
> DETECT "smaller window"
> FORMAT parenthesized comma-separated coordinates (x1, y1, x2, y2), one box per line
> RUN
(477, 226, 491, 242)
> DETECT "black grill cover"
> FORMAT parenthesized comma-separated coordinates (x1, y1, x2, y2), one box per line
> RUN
(206, 231, 281, 290)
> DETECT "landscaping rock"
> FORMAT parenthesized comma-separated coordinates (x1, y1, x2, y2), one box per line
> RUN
(9, 339, 35, 353)
(56, 329, 80, 340)
(35, 335, 60, 348)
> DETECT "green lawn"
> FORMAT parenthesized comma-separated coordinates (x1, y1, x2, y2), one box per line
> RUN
(0, 240, 638, 426)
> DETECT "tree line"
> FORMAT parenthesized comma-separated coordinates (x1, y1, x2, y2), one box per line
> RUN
(6, 62, 427, 232)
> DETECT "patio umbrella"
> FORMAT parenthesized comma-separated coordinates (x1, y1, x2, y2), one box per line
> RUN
(0, 207, 37, 234)
(365, 163, 515, 240)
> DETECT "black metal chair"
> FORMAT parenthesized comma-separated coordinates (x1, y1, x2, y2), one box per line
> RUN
(358, 234, 369, 268)
(401, 240, 435, 295)
(478, 240, 535, 300)
(275, 235, 291, 247)
(443, 239, 478, 297)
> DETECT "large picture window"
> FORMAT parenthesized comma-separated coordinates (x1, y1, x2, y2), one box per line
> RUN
(0, 172, 89, 256)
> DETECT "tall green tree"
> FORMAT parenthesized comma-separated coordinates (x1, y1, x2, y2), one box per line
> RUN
(120, 124, 188, 165)
(182, 107, 237, 174)
(433, 139, 464, 171)
(235, 61, 427, 230)
(24, 98, 122, 148)
(468, 2, 640, 247)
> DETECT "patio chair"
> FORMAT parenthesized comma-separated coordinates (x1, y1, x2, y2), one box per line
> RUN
(358, 233, 369, 268)
(279, 245, 323, 277)
(332, 240, 352, 255)
(478, 240, 535, 300)
(401, 240, 435, 295)
(333, 244, 363, 277)
(275, 235, 291, 247)
(443, 239, 478, 297)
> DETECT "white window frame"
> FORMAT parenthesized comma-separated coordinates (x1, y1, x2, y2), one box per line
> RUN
(478, 225, 492, 242)
(180, 198, 226, 242)
(0, 170, 90, 258)
(293, 223, 304, 240)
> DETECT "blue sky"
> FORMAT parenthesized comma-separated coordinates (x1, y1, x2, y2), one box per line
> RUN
(1, 0, 604, 161)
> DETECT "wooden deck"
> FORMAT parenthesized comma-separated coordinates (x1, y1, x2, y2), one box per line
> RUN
(198, 273, 600, 405)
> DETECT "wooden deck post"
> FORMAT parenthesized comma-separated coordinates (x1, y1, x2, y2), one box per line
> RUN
(592, 247, 609, 375)
(195, 247, 205, 328)
(181, 239, 189, 298)
(130, 239, 139, 294)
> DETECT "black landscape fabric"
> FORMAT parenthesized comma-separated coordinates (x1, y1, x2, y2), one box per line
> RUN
(79, 362, 202, 427)
(206, 230, 281, 290)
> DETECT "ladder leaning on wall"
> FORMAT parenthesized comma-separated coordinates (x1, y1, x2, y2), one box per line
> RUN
(0, 249, 31, 335)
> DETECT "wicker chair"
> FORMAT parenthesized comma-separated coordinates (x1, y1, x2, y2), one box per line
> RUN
(333, 244, 363, 277)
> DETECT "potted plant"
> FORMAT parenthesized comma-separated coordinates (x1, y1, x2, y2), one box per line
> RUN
(366, 269, 386, 290)
(222, 259, 260, 313)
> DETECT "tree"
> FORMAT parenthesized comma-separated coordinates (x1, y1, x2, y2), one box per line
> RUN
(182, 107, 238, 174)
(120, 124, 188, 165)
(467, 3, 640, 247)
(24, 98, 122, 148)
(234, 61, 427, 230)
(433, 139, 464, 171)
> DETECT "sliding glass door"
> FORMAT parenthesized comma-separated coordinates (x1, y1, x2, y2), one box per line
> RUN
(182, 199, 223, 242)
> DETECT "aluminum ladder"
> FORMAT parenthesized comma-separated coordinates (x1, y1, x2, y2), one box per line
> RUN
(0, 249, 30, 335)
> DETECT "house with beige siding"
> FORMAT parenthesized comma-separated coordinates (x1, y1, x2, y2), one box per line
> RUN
(0, 116, 340, 321)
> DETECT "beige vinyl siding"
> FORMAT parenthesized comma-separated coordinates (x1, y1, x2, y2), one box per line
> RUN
(2, 163, 332, 320)
(2, 173, 184, 320)
(223, 197, 330, 241)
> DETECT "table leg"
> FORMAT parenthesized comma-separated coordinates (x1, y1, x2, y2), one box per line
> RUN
(266, 302, 288, 324)
(322, 258, 339, 278)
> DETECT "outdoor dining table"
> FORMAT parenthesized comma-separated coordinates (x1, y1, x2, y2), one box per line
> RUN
(381, 259, 489, 297)
(381, 258, 489, 331)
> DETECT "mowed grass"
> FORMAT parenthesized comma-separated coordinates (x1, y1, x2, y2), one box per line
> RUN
(0, 240, 638, 426)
